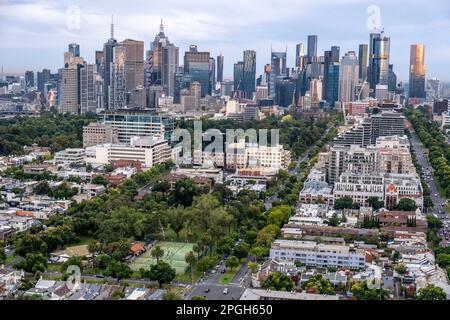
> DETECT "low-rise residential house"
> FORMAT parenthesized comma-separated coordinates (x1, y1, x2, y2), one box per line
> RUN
(0, 267, 24, 298)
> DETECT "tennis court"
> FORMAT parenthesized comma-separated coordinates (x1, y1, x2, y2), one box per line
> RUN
(130, 241, 194, 274)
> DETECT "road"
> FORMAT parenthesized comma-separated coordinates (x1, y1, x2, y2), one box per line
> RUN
(408, 126, 450, 246)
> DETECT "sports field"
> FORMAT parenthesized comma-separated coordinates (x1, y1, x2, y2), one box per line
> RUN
(130, 241, 194, 274)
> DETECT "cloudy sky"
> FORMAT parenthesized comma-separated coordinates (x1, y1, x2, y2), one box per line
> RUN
(1, 0, 449, 82)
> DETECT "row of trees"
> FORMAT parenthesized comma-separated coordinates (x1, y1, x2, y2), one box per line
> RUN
(0, 111, 95, 156)
(405, 107, 450, 197)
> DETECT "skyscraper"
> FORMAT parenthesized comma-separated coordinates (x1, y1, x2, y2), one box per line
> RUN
(388, 64, 397, 92)
(307, 35, 318, 63)
(295, 43, 305, 69)
(325, 62, 340, 106)
(103, 18, 118, 109)
(368, 32, 390, 93)
(68, 43, 80, 57)
(120, 39, 144, 93)
(271, 51, 287, 76)
(25, 71, 34, 88)
(184, 47, 211, 97)
(37, 68, 51, 92)
(60, 52, 86, 115)
(209, 57, 216, 94)
(409, 44, 426, 99)
(233, 61, 244, 92)
(242, 50, 256, 99)
(80, 63, 96, 114)
(217, 54, 224, 83)
(358, 44, 368, 81)
(148, 20, 179, 97)
(339, 51, 359, 102)
(323, 46, 340, 100)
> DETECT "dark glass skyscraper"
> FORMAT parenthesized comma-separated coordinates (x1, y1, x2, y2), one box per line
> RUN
(325, 62, 340, 106)
(242, 50, 256, 99)
(307, 35, 318, 63)
(68, 43, 80, 57)
(184, 47, 211, 97)
(323, 46, 340, 101)
(233, 61, 244, 91)
(209, 57, 216, 94)
(271, 51, 287, 76)
(103, 21, 118, 109)
(358, 44, 368, 81)
(25, 71, 34, 87)
(368, 32, 390, 93)
(217, 54, 224, 83)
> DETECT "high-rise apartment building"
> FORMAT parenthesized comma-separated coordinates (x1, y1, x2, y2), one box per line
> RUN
(339, 51, 359, 102)
(358, 44, 368, 81)
(307, 35, 318, 64)
(409, 44, 426, 99)
(368, 32, 390, 93)
(296, 43, 305, 69)
(242, 50, 256, 99)
(217, 54, 224, 83)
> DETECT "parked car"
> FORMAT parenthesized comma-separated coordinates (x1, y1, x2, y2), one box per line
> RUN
(223, 288, 228, 294)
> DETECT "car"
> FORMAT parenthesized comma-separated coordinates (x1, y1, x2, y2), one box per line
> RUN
(221, 269, 226, 274)
(223, 288, 228, 294)
(204, 288, 210, 293)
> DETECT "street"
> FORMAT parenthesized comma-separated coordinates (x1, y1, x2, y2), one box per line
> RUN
(408, 126, 450, 246)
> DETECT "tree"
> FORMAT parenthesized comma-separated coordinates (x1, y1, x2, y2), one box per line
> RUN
(334, 197, 359, 210)
(234, 243, 250, 260)
(60, 256, 84, 274)
(104, 261, 132, 280)
(170, 178, 198, 207)
(225, 256, 240, 271)
(34, 181, 51, 195)
(151, 246, 165, 263)
(368, 197, 384, 210)
(93, 254, 112, 269)
(14, 234, 48, 257)
(163, 291, 183, 300)
(185, 251, 197, 284)
(261, 272, 294, 291)
(148, 261, 176, 287)
(167, 207, 186, 241)
(351, 281, 389, 300)
(396, 198, 418, 211)
(394, 263, 407, 275)
(248, 261, 258, 273)
(17, 253, 47, 274)
(91, 175, 109, 187)
(302, 275, 335, 294)
(191, 295, 206, 300)
(327, 212, 340, 227)
(0, 247, 6, 264)
(436, 254, 450, 268)
(417, 284, 446, 300)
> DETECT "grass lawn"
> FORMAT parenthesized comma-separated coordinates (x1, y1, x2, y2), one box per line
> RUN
(219, 269, 239, 285)
(5, 254, 16, 265)
(174, 269, 203, 283)
(76, 236, 96, 246)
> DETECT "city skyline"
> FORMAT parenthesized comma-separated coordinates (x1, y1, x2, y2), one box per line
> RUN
(1, 0, 450, 82)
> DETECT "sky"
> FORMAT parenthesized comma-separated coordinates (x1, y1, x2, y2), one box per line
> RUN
(0, 0, 449, 82)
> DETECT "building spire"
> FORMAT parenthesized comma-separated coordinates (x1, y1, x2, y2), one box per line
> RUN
(159, 18, 164, 35)
(110, 15, 114, 39)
